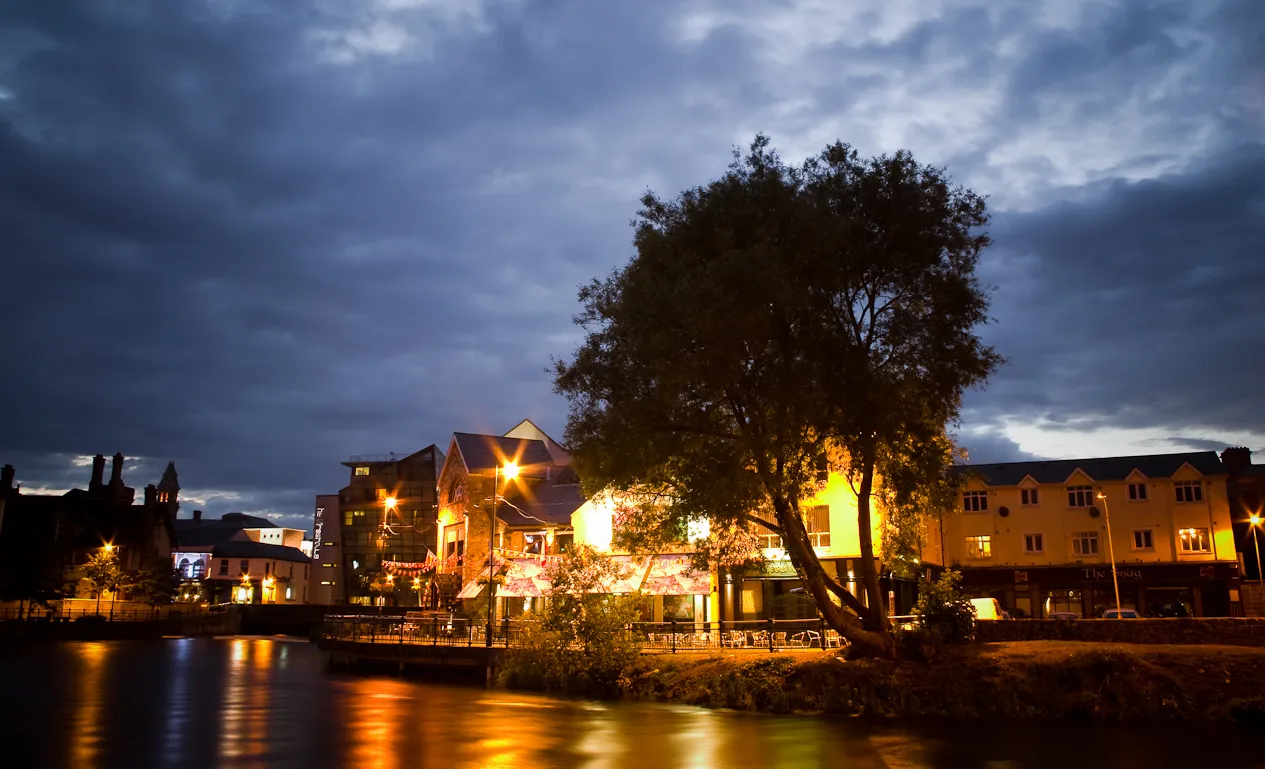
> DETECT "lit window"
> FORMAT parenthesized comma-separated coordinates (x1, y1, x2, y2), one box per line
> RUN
(1179, 527, 1210, 552)
(322, 563, 335, 568)
(1128, 483, 1147, 501)
(1072, 532, 1099, 556)
(1175, 481, 1203, 503)
(963, 491, 988, 512)
(355, 467, 370, 476)
(805, 505, 831, 547)
(1024, 533, 1044, 553)
(1066, 486, 1094, 508)
(1132, 530, 1153, 550)
(1021, 488, 1039, 506)
(966, 535, 991, 558)
(376, 489, 389, 501)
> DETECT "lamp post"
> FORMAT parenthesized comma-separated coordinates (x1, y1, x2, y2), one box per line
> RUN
(487, 461, 519, 648)
(1250, 514, 1264, 588)
(1096, 491, 1123, 619)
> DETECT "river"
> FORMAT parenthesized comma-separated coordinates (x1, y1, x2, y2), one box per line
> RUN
(0, 637, 1259, 768)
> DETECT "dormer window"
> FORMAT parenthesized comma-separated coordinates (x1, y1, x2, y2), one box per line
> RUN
(1066, 485, 1094, 508)
(1175, 481, 1203, 503)
(963, 490, 988, 512)
(1020, 487, 1039, 506)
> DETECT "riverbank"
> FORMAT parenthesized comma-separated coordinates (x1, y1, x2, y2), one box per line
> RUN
(592, 642, 1265, 722)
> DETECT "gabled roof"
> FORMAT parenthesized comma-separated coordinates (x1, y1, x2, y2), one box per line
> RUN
(212, 539, 311, 563)
(499, 480, 586, 527)
(174, 512, 276, 530)
(451, 433, 555, 474)
(951, 451, 1226, 486)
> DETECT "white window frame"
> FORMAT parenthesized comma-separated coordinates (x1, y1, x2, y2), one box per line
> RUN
(1131, 529, 1154, 551)
(1020, 487, 1039, 506)
(1067, 485, 1095, 508)
(1023, 532, 1044, 554)
(1127, 482, 1148, 501)
(1178, 527, 1211, 553)
(965, 535, 992, 559)
(1174, 481, 1203, 504)
(963, 490, 989, 513)
(1071, 531, 1099, 556)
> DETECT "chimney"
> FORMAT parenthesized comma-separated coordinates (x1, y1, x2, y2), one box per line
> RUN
(193, 509, 203, 524)
(144, 484, 157, 505)
(1221, 447, 1252, 473)
(90, 454, 106, 490)
(109, 453, 125, 485)
(1, 464, 13, 490)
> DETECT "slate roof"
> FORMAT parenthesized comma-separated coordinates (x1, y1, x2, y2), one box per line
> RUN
(452, 433, 555, 473)
(499, 481, 586, 527)
(950, 451, 1227, 486)
(174, 512, 276, 530)
(212, 539, 311, 563)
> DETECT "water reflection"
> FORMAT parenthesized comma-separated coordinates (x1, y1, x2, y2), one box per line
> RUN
(0, 638, 1261, 769)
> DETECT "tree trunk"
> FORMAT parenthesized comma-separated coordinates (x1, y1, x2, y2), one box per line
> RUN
(855, 457, 891, 638)
(771, 495, 893, 657)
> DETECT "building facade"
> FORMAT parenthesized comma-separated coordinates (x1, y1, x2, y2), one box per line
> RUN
(943, 451, 1242, 618)
(334, 446, 443, 606)
(310, 494, 343, 604)
(172, 510, 312, 604)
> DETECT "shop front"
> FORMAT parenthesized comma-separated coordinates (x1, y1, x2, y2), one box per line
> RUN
(957, 562, 1242, 619)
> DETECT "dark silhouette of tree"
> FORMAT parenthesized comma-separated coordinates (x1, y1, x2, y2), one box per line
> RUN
(554, 135, 1000, 657)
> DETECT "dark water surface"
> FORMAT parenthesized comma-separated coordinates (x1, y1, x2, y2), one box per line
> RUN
(0, 637, 1260, 769)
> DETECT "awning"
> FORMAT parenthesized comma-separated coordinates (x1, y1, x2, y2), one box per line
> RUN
(641, 554, 711, 595)
(454, 555, 507, 600)
(455, 554, 653, 599)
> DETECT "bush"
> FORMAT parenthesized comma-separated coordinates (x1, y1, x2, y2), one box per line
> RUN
(498, 546, 645, 697)
(913, 569, 975, 646)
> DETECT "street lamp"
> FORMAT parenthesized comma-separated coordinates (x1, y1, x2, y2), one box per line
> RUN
(1096, 491, 1123, 619)
(487, 460, 519, 648)
(1250, 514, 1264, 588)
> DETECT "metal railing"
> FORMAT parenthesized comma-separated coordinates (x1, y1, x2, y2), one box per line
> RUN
(0, 606, 228, 623)
(321, 615, 862, 653)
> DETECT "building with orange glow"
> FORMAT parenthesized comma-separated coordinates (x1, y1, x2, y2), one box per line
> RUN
(942, 451, 1243, 618)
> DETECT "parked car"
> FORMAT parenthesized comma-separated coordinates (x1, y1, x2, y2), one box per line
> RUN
(1048, 612, 1080, 621)
(999, 610, 1013, 620)
(1101, 609, 1141, 619)
(969, 597, 1005, 621)
(1150, 602, 1190, 618)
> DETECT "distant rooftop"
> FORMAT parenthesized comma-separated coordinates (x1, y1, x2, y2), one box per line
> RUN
(951, 451, 1226, 486)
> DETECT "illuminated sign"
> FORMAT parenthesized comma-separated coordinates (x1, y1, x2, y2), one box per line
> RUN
(313, 505, 325, 562)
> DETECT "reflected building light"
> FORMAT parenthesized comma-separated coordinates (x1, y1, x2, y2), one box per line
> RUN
(70, 642, 110, 768)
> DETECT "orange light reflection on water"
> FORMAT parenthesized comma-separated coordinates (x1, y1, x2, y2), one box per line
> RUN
(70, 642, 110, 768)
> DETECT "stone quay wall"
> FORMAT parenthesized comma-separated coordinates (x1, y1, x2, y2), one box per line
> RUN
(974, 617, 1265, 647)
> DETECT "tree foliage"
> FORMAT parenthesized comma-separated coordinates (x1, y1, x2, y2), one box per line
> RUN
(83, 550, 124, 597)
(912, 569, 976, 645)
(554, 135, 1000, 657)
(128, 566, 180, 608)
(500, 545, 644, 696)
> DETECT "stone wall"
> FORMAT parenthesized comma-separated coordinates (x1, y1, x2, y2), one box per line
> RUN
(973, 617, 1265, 647)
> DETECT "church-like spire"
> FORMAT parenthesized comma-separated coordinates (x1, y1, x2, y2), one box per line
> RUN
(157, 461, 180, 506)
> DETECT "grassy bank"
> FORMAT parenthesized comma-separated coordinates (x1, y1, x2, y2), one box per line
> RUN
(512, 642, 1265, 722)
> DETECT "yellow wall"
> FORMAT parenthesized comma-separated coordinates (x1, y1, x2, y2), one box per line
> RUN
(942, 467, 1236, 568)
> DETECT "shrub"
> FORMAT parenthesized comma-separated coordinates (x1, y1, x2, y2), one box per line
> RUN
(913, 569, 974, 646)
(498, 546, 645, 697)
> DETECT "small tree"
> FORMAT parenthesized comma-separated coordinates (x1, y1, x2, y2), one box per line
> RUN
(129, 566, 181, 613)
(913, 569, 975, 645)
(82, 550, 124, 617)
(501, 545, 644, 696)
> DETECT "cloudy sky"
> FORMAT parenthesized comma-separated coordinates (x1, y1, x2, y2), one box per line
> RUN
(2, 0, 1261, 531)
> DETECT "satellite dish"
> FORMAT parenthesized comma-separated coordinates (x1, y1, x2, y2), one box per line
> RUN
(1089, 506, 1101, 518)
(998, 506, 1010, 517)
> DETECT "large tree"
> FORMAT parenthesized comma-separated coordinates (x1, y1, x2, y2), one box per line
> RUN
(554, 136, 1000, 657)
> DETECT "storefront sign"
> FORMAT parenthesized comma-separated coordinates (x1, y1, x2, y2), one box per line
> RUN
(1082, 567, 1144, 581)
(744, 559, 799, 579)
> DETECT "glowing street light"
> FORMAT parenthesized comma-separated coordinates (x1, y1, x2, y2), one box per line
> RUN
(1096, 491, 1123, 619)
(1250, 514, 1264, 588)
(488, 460, 519, 648)
(103, 543, 114, 554)
(385, 496, 397, 510)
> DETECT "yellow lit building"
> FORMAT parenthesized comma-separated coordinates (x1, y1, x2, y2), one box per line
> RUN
(942, 451, 1242, 618)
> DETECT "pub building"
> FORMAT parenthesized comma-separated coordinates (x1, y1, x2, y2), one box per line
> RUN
(942, 451, 1244, 618)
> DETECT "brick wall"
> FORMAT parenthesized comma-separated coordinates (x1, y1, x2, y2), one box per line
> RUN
(973, 617, 1265, 647)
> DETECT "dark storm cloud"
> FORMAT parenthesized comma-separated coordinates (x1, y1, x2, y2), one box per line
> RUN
(1, 0, 1260, 527)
